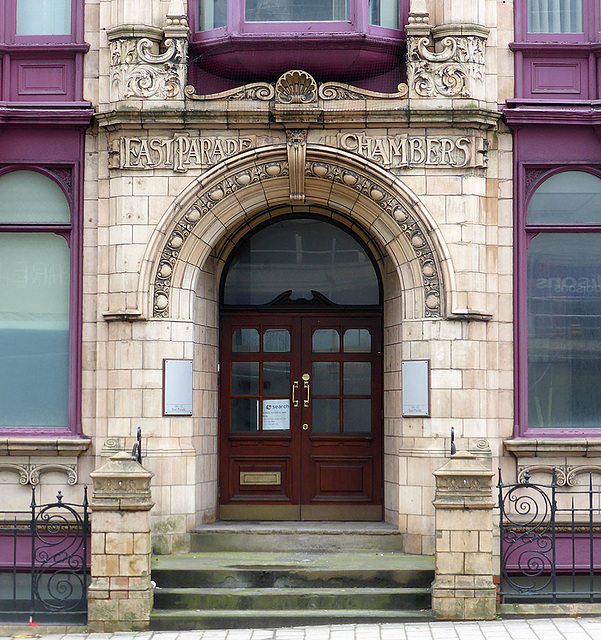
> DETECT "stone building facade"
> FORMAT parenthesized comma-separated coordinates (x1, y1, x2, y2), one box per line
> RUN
(1, 0, 516, 563)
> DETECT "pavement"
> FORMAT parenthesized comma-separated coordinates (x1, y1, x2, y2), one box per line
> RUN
(2, 619, 601, 640)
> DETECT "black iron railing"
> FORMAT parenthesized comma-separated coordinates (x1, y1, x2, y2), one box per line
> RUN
(498, 468, 601, 603)
(0, 487, 89, 624)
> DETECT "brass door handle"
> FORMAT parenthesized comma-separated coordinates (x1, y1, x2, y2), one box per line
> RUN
(302, 423, 309, 431)
(303, 380, 310, 407)
(292, 381, 299, 407)
(302, 373, 310, 407)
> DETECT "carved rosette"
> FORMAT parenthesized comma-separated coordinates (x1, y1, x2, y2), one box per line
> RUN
(110, 35, 188, 101)
(407, 32, 487, 100)
(152, 157, 442, 319)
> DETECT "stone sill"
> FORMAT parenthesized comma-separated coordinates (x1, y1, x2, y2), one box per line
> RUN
(504, 438, 601, 458)
(0, 437, 92, 457)
(498, 602, 601, 616)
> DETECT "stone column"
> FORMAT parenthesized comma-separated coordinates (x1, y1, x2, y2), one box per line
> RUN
(88, 451, 154, 632)
(431, 451, 496, 620)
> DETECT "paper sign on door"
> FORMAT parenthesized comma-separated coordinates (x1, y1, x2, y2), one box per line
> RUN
(262, 400, 290, 431)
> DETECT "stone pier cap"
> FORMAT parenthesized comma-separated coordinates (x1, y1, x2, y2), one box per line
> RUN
(90, 450, 154, 511)
(433, 451, 495, 508)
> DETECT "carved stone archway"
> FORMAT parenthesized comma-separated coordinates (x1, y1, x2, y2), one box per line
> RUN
(139, 144, 457, 321)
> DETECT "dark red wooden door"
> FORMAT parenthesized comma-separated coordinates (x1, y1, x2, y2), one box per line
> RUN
(219, 313, 382, 520)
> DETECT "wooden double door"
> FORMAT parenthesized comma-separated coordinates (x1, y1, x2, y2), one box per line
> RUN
(219, 313, 382, 520)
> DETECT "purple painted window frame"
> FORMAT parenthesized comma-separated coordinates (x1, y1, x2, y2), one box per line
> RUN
(188, 0, 406, 41)
(3, 0, 84, 45)
(0, 165, 83, 437)
(516, 164, 601, 437)
(515, 0, 600, 42)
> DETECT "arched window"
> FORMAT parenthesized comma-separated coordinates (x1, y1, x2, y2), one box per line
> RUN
(0, 170, 73, 431)
(222, 217, 381, 307)
(523, 170, 601, 432)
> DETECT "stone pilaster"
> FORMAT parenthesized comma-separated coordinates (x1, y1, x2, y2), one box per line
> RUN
(432, 451, 496, 620)
(88, 451, 154, 632)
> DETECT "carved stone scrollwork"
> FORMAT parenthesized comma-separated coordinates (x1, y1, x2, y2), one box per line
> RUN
(28, 464, 78, 486)
(519, 464, 601, 487)
(275, 70, 318, 104)
(407, 26, 488, 100)
(0, 463, 77, 486)
(0, 463, 29, 485)
(110, 35, 188, 101)
(287, 130, 307, 203)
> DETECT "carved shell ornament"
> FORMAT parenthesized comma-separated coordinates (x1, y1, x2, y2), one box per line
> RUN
(275, 70, 318, 104)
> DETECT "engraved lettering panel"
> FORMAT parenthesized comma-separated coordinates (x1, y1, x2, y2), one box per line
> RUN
(115, 133, 486, 172)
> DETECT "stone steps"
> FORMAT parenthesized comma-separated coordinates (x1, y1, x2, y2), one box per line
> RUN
(150, 523, 434, 630)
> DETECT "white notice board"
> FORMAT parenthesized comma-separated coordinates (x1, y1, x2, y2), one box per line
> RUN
(402, 360, 430, 417)
(163, 359, 193, 416)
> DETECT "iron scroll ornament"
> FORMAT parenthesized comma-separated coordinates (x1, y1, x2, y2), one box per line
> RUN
(498, 468, 556, 598)
(31, 487, 89, 616)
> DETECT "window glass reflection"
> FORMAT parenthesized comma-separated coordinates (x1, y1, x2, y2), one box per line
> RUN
(231, 398, 259, 431)
(312, 399, 340, 433)
(264, 329, 291, 352)
(343, 329, 371, 352)
(528, 171, 601, 225)
(528, 233, 601, 428)
(232, 362, 259, 395)
(232, 328, 260, 352)
(223, 218, 380, 306)
(246, 0, 348, 21)
(312, 329, 340, 353)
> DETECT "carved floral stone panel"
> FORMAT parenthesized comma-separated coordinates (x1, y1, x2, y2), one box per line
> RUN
(110, 36, 188, 101)
(407, 32, 488, 100)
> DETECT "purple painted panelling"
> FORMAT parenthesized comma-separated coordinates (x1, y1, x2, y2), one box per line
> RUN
(17, 62, 69, 97)
(531, 60, 583, 94)
(0, 0, 87, 104)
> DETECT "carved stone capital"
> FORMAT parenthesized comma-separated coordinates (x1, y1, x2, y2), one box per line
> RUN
(407, 24, 488, 101)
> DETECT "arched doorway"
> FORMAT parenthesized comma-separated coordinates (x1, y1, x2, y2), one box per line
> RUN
(219, 215, 383, 520)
